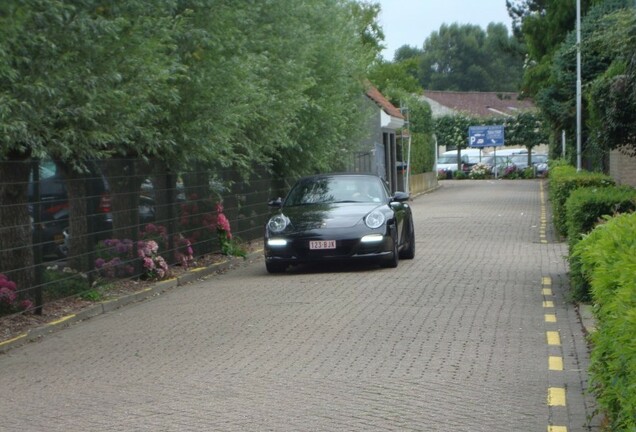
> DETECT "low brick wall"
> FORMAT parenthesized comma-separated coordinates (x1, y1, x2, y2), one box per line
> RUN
(409, 172, 438, 196)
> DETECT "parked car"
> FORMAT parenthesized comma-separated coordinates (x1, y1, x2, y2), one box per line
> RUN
(437, 149, 488, 178)
(263, 173, 415, 273)
(509, 154, 549, 175)
(29, 160, 155, 259)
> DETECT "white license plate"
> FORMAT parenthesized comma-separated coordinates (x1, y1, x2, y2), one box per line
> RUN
(309, 240, 336, 250)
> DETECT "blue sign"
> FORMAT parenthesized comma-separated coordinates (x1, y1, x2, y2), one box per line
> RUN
(468, 125, 504, 147)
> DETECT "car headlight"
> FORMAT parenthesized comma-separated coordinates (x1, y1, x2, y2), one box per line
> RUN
(267, 214, 289, 233)
(365, 210, 385, 229)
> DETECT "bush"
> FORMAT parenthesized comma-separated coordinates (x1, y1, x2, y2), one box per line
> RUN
(566, 185, 636, 301)
(548, 165, 614, 237)
(575, 212, 636, 431)
(0, 274, 32, 316)
(453, 170, 468, 180)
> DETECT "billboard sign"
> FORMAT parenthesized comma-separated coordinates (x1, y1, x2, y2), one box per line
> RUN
(469, 125, 505, 147)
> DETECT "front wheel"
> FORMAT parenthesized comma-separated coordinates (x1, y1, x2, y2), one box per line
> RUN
(400, 218, 415, 260)
(382, 229, 399, 268)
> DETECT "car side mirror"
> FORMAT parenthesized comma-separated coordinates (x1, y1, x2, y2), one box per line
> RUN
(391, 191, 409, 202)
(268, 197, 283, 208)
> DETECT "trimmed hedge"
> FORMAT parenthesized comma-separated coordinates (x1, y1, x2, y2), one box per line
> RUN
(548, 165, 614, 237)
(574, 212, 636, 431)
(566, 185, 636, 301)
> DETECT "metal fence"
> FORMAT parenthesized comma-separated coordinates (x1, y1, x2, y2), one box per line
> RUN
(0, 158, 289, 319)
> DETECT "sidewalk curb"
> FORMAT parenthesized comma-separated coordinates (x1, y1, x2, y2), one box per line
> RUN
(0, 250, 263, 354)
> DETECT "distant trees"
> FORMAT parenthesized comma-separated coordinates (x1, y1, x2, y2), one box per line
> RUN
(417, 23, 524, 92)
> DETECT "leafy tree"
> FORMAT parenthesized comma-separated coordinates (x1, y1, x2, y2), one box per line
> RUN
(418, 23, 523, 92)
(506, 0, 602, 96)
(367, 59, 422, 95)
(393, 45, 423, 63)
(536, 0, 633, 168)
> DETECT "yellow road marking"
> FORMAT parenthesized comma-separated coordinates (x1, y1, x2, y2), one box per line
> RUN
(549, 356, 564, 371)
(548, 426, 568, 432)
(545, 314, 557, 323)
(542, 288, 553, 296)
(543, 301, 554, 308)
(542, 276, 552, 286)
(0, 333, 27, 347)
(48, 314, 76, 326)
(547, 331, 561, 346)
(547, 387, 566, 406)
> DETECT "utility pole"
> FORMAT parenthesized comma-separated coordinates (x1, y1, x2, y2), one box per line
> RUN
(576, 0, 582, 171)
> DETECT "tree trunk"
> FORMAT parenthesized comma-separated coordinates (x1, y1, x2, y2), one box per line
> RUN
(101, 157, 142, 242)
(0, 155, 35, 300)
(58, 162, 91, 273)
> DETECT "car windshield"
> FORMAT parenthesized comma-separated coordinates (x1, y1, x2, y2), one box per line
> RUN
(285, 176, 386, 206)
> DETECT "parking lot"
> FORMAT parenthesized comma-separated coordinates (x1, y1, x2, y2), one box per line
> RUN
(0, 179, 598, 431)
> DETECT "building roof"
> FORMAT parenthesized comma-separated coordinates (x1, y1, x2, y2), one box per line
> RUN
(366, 85, 404, 119)
(422, 90, 535, 118)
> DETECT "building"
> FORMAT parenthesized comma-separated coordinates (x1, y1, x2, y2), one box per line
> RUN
(353, 84, 405, 192)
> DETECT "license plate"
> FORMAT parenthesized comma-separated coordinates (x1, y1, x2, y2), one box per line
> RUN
(309, 240, 336, 250)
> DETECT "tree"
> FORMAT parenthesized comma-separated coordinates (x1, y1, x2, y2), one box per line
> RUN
(418, 23, 523, 92)
(535, 0, 633, 168)
(506, 0, 601, 96)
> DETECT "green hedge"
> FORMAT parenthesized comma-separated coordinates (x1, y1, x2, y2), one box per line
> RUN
(574, 212, 636, 431)
(566, 185, 636, 301)
(548, 165, 614, 237)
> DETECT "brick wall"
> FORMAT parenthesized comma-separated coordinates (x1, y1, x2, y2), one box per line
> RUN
(610, 150, 636, 187)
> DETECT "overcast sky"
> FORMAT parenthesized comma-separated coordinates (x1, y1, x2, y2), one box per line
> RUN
(376, 0, 513, 60)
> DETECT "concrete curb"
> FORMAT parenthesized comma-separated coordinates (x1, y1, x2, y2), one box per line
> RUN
(0, 250, 263, 354)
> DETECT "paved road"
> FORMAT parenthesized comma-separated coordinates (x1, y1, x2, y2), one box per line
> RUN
(0, 180, 598, 431)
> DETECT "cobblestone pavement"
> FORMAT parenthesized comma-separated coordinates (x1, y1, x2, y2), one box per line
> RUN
(0, 180, 599, 431)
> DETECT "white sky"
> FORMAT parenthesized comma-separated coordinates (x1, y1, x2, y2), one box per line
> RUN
(376, 0, 513, 60)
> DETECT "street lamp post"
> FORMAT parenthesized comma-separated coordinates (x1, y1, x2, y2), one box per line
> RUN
(576, 0, 582, 171)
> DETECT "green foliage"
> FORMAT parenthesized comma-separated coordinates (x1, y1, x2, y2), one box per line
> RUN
(533, 0, 634, 166)
(548, 165, 615, 237)
(434, 114, 474, 150)
(43, 266, 91, 300)
(503, 111, 549, 151)
(566, 185, 636, 300)
(574, 212, 636, 431)
(418, 23, 523, 92)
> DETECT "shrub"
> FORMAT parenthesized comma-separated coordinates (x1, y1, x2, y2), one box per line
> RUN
(453, 170, 468, 180)
(469, 163, 490, 179)
(548, 165, 614, 237)
(43, 266, 91, 300)
(575, 212, 636, 431)
(566, 185, 636, 300)
(0, 274, 32, 316)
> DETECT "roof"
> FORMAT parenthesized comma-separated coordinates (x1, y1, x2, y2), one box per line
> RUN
(422, 90, 535, 118)
(365, 85, 404, 119)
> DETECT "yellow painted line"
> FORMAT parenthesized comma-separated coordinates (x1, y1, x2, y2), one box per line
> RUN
(545, 314, 557, 323)
(189, 267, 206, 272)
(542, 288, 553, 296)
(541, 239, 548, 244)
(548, 426, 568, 432)
(549, 356, 564, 371)
(547, 387, 566, 406)
(0, 333, 27, 347)
(48, 314, 76, 326)
(543, 300, 554, 308)
(547, 331, 561, 346)
(542, 276, 552, 285)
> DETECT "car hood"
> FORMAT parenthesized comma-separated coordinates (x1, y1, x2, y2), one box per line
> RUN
(281, 202, 384, 230)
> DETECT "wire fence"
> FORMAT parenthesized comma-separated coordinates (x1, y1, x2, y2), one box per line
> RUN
(0, 158, 291, 320)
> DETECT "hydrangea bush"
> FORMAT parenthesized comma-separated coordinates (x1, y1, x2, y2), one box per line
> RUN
(0, 274, 33, 315)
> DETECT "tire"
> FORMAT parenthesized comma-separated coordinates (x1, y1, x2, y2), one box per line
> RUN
(382, 228, 399, 268)
(266, 261, 287, 274)
(400, 218, 415, 260)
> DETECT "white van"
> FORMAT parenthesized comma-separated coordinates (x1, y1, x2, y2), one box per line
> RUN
(437, 149, 489, 177)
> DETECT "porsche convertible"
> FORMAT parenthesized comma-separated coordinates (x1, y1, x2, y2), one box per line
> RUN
(264, 173, 415, 273)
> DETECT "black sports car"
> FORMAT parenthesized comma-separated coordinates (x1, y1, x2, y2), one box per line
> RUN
(264, 173, 415, 273)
